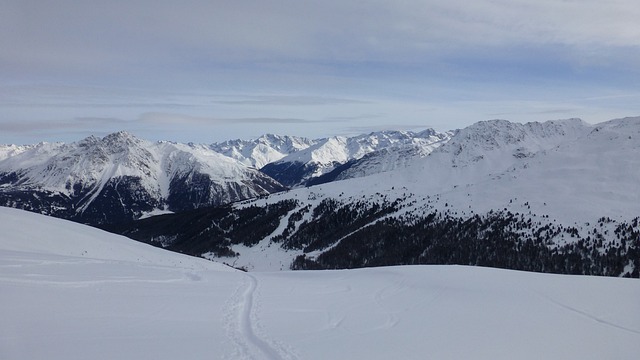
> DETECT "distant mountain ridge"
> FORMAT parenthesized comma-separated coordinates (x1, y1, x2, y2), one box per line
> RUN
(210, 133, 317, 169)
(261, 129, 453, 187)
(0, 128, 449, 224)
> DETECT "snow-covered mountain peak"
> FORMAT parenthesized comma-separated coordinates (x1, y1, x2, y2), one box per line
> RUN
(210, 133, 316, 169)
(453, 118, 587, 147)
(255, 133, 301, 146)
(274, 129, 451, 166)
(435, 118, 592, 167)
(0, 131, 286, 223)
(261, 128, 453, 187)
(73, 131, 148, 160)
(101, 130, 140, 147)
(590, 116, 640, 138)
(0, 144, 34, 161)
(0, 131, 157, 196)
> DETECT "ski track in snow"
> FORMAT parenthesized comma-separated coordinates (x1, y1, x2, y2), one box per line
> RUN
(225, 274, 298, 360)
(533, 291, 640, 336)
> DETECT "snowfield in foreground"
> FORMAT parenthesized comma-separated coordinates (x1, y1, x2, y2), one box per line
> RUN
(1, 207, 639, 360)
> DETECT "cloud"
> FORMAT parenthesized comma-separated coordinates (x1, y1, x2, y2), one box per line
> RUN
(0, 116, 131, 134)
(0, 84, 197, 109)
(74, 116, 131, 124)
(324, 114, 384, 121)
(211, 95, 368, 106)
(0, 120, 72, 134)
(0, 117, 132, 145)
(3, 0, 639, 76)
(138, 112, 318, 126)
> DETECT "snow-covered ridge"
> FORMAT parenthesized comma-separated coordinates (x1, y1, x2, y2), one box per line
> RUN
(261, 129, 453, 186)
(0, 144, 36, 161)
(277, 129, 450, 167)
(209, 129, 452, 177)
(369, 117, 638, 224)
(319, 130, 454, 183)
(210, 133, 317, 169)
(435, 118, 592, 166)
(0, 131, 274, 194)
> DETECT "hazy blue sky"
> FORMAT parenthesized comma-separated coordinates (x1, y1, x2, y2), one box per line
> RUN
(2, 0, 639, 144)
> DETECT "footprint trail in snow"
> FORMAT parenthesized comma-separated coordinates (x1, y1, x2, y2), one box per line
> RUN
(225, 274, 298, 360)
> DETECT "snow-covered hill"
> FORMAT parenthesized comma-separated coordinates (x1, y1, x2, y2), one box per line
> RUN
(0, 131, 284, 224)
(2, 206, 639, 360)
(261, 129, 452, 187)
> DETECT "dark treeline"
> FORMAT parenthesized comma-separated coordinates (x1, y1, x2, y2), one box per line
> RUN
(293, 210, 639, 278)
(102, 199, 299, 257)
(103, 198, 639, 278)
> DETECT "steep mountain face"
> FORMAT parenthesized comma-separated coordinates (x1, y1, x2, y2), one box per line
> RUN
(103, 117, 640, 277)
(0, 132, 285, 224)
(210, 134, 316, 169)
(261, 129, 452, 187)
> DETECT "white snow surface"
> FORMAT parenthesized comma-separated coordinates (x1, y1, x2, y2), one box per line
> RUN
(2, 206, 639, 360)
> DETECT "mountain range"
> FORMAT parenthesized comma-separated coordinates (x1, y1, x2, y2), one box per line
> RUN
(1, 129, 445, 224)
(260, 129, 452, 187)
(2, 117, 639, 277)
(100, 117, 639, 276)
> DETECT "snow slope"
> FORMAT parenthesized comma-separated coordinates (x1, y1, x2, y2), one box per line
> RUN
(2, 206, 639, 360)
(397, 117, 640, 223)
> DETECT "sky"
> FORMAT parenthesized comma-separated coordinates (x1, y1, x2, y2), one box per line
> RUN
(2, 0, 639, 145)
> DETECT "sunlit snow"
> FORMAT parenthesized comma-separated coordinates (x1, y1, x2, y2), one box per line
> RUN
(2, 207, 638, 360)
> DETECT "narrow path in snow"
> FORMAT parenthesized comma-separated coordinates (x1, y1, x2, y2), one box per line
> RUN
(225, 273, 298, 360)
(538, 292, 640, 336)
